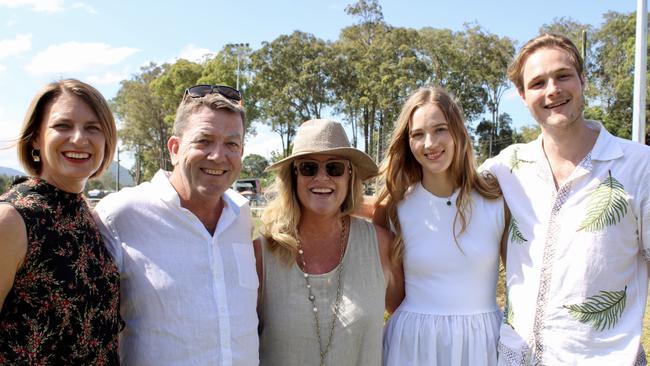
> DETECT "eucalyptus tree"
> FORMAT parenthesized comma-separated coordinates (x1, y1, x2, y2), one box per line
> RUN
(199, 44, 260, 133)
(250, 31, 334, 156)
(112, 63, 168, 183)
(592, 11, 650, 142)
(465, 26, 515, 157)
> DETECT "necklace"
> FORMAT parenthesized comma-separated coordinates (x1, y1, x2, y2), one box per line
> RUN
(443, 191, 453, 206)
(297, 217, 347, 366)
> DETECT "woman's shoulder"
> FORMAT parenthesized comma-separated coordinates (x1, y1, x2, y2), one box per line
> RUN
(0, 203, 28, 260)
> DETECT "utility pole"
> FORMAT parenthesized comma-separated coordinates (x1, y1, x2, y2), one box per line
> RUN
(115, 145, 120, 191)
(226, 43, 249, 90)
(632, 0, 648, 144)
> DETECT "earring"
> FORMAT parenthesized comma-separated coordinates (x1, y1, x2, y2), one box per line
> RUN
(31, 149, 41, 162)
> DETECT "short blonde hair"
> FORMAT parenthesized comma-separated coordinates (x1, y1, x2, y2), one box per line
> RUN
(508, 33, 585, 93)
(18, 79, 117, 178)
(260, 157, 363, 264)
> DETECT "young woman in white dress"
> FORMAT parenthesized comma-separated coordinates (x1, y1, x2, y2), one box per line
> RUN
(374, 87, 509, 366)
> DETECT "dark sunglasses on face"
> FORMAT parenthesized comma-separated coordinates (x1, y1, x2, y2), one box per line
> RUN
(184, 84, 242, 102)
(295, 160, 350, 177)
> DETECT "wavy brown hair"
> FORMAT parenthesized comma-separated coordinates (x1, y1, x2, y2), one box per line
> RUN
(376, 87, 502, 263)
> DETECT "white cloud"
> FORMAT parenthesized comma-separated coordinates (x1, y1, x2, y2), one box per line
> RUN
(86, 70, 128, 85)
(177, 44, 215, 63)
(0, 0, 65, 13)
(0, 64, 6, 73)
(25, 42, 138, 75)
(0, 34, 32, 59)
(6, 15, 18, 27)
(70, 1, 96, 14)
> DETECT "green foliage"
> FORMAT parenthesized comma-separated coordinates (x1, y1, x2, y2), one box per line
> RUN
(109, 8, 649, 180)
(514, 125, 541, 144)
(508, 217, 527, 244)
(0, 175, 11, 193)
(251, 31, 334, 157)
(577, 171, 629, 232)
(199, 44, 260, 131)
(418, 27, 486, 122)
(592, 12, 650, 142)
(85, 171, 121, 193)
(112, 63, 169, 183)
(476, 113, 515, 162)
(241, 154, 269, 179)
(563, 287, 627, 331)
(150, 59, 203, 121)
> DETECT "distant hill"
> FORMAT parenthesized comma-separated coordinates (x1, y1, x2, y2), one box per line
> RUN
(0, 164, 134, 186)
(106, 161, 134, 186)
(0, 166, 24, 177)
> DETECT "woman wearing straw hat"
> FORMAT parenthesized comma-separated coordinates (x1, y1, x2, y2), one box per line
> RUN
(255, 119, 404, 366)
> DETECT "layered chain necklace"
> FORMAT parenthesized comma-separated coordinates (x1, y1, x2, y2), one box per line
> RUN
(296, 217, 347, 366)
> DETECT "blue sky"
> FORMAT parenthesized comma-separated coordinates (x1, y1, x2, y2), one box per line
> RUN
(0, 0, 638, 171)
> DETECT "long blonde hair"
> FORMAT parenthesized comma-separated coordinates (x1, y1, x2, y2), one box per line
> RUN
(260, 157, 363, 265)
(377, 87, 501, 263)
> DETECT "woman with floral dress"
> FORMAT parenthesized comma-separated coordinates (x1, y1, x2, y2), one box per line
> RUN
(0, 79, 121, 365)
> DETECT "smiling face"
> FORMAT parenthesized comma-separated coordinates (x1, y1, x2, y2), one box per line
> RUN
(33, 92, 106, 193)
(408, 103, 455, 191)
(168, 106, 244, 207)
(295, 154, 351, 218)
(519, 47, 585, 132)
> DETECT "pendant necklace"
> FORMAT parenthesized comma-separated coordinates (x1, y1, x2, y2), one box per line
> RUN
(445, 192, 453, 206)
(297, 217, 347, 366)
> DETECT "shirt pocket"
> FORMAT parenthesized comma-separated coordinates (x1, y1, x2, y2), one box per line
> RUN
(232, 242, 259, 290)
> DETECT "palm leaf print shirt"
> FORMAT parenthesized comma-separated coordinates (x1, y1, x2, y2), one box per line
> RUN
(482, 121, 650, 366)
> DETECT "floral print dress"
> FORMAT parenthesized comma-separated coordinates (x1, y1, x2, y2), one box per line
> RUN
(0, 177, 121, 365)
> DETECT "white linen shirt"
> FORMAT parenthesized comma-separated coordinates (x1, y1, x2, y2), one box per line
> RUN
(94, 170, 259, 366)
(482, 121, 650, 366)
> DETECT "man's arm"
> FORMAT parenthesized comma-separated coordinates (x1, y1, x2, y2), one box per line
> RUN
(92, 202, 123, 272)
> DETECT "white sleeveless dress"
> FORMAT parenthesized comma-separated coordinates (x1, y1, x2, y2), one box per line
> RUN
(383, 183, 505, 366)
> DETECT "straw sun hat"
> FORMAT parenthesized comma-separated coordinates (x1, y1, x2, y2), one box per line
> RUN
(266, 119, 378, 180)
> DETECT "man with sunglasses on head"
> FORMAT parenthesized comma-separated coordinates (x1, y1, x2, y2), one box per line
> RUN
(94, 84, 259, 366)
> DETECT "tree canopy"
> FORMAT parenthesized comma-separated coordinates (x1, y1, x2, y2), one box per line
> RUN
(111, 2, 648, 182)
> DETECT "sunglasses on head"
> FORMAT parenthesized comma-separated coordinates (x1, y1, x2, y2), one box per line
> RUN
(184, 84, 242, 102)
(295, 159, 350, 177)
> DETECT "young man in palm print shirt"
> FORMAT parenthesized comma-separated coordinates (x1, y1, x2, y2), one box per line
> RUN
(482, 33, 650, 365)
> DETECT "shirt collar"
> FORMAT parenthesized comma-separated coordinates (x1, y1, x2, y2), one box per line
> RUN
(584, 120, 624, 162)
(151, 169, 248, 216)
(517, 120, 623, 163)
